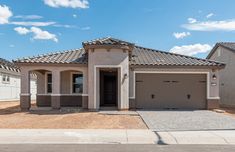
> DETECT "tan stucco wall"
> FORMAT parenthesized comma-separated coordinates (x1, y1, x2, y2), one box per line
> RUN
(19, 52, 221, 110)
(20, 65, 88, 95)
(35, 72, 45, 94)
(209, 46, 235, 106)
(88, 48, 129, 110)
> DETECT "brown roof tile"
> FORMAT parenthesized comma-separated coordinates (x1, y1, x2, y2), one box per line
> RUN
(14, 37, 224, 67)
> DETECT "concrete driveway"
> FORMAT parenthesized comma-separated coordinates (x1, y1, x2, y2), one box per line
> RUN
(138, 110, 235, 131)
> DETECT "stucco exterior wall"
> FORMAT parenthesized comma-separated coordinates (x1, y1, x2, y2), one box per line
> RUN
(61, 71, 71, 94)
(88, 48, 129, 110)
(209, 46, 235, 107)
(20, 65, 88, 95)
(19, 65, 88, 109)
(36, 70, 85, 95)
(36, 72, 45, 94)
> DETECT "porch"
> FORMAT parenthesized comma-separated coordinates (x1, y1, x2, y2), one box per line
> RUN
(20, 66, 88, 110)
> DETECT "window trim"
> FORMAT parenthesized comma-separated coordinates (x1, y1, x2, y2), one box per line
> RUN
(2, 74, 10, 84)
(45, 72, 52, 94)
(70, 72, 83, 94)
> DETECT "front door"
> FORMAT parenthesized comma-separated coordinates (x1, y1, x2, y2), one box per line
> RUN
(100, 70, 117, 106)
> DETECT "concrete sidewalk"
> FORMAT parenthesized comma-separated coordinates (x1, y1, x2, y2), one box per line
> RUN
(0, 129, 235, 144)
(0, 129, 156, 144)
(155, 130, 235, 144)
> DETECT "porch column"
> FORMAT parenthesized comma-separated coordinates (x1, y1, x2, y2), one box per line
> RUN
(51, 70, 61, 109)
(20, 68, 31, 111)
(82, 69, 88, 109)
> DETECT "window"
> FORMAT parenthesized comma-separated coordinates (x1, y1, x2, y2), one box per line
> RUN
(46, 73, 52, 93)
(2, 74, 10, 83)
(72, 73, 83, 93)
(218, 49, 221, 57)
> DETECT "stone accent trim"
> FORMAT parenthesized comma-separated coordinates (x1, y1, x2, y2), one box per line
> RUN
(20, 95, 31, 111)
(207, 98, 220, 109)
(37, 94, 84, 108)
(51, 96, 61, 109)
(36, 95, 51, 107)
(60, 96, 82, 107)
(82, 96, 88, 109)
(220, 104, 235, 108)
(129, 99, 136, 109)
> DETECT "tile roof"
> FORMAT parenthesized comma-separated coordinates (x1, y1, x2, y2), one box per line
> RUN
(14, 48, 87, 64)
(0, 58, 20, 72)
(82, 37, 134, 46)
(131, 46, 224, 67)
(14, 37, 224, 67)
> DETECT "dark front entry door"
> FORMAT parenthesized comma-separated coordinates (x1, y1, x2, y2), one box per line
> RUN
(100, 70, 117, 106)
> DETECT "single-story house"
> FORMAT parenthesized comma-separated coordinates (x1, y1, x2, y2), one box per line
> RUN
(0, 58, 36, 101)
(207, 42, 235, 108)
(14, 37, 225, 111)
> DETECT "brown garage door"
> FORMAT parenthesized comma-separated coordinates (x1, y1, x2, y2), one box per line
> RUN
(136, 73, 206, 109)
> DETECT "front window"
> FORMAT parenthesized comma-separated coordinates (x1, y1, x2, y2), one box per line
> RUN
(47, 73, 52, 93)
(72, 73, 83, 93)
(2, 74, 10, 83)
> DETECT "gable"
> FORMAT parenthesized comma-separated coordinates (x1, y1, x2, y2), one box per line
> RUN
(207, 42, 235, 59)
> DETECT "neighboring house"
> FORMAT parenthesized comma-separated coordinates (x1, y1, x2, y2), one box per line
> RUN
(14, 37, 225, 111)
(0, 58, 37, 101)
(207, 42, 235, 108)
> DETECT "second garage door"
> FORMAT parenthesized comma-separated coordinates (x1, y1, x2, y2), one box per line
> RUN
(136, 73, 207, 109)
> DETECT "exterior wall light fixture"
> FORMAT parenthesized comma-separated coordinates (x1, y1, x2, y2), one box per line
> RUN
(212, 74, 217, 80)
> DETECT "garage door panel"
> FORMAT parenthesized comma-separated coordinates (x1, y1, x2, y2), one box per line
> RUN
(136, 74, 206, 109)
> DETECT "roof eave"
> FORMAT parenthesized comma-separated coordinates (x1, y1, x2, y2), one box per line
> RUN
(83, 44, 134, 53)
(14, 62, 88, 67)
(130, 64, 225, 69)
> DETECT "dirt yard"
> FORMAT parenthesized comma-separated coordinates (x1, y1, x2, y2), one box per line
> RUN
(0, 101, 147, 129)
(220, 107, 235, 118)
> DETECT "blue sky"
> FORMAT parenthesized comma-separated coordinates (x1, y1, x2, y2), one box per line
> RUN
(1, 0, 235, 60)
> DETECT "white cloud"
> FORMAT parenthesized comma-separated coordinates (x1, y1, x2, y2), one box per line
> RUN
(173, 32, 190, 39)
(14, 26, 30, 35)
(14, 26, 58, 42)
(31, 27, 58, 42)
(0, 5, 13, 24)
(14, 15, 43, 20)
(73, 14, 77, 18)
(53, 24, 76, 28)
(170, 44, 212, 56)
(44, 0, 89, 8)
(81, 26, 90, 30)
(206, 13, 214, 18)
(188, 18, 197, 24)
(182, 19, 235, 31)
(11, 21, 56, 27)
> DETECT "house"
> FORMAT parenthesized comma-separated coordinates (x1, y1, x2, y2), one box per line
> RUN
(0, 58, 37, 101)
(14, 37, 225, 111)
(207, 42, 235, 108)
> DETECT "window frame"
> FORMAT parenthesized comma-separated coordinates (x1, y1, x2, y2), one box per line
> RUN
(2, 74, 10, 84)
(45, 72, 52, 94)
(70, 72, 83, 94)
